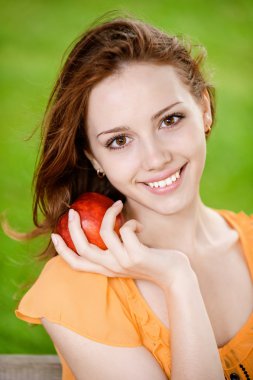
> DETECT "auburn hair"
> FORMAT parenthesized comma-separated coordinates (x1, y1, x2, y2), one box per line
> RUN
(4, 13, 215, 259)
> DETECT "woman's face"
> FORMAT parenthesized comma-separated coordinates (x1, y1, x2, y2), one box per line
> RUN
(85, 63, 212, 215)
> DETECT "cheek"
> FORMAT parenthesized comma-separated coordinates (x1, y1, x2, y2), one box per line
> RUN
(102, 153, 138, 185)
(192, 133, 206, 158)
(184, 116, 206, 152)
(174, 125, 205, 158)
(176, 121, 207, 179)
(188, 130, 207, 179)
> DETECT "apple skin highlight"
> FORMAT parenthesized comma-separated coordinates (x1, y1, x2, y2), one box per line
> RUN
(56, 192, 124, 253)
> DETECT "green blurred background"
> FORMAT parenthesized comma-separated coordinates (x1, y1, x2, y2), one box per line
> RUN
(0, 0, 252, 354)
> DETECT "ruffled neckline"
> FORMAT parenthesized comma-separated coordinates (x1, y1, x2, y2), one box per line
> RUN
(119, 209, 253, 370)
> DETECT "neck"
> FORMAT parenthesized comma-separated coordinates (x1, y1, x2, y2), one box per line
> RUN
(123, 194, 232, 260)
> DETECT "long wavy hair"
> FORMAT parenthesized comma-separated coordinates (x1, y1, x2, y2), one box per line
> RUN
(4, 12, 215, 259)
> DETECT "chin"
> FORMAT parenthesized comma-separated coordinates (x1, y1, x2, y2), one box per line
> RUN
(142, 181, 200, 216)
(151, 198, 191, 216)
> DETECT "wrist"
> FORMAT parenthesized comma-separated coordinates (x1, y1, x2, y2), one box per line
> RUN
(163, 265, 198, 296)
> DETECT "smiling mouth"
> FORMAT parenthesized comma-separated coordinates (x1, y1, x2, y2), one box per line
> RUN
(142, 163, 187, 187)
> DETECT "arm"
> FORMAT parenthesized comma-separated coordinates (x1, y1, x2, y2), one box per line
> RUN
(51, 203, 224, 379)
(164, 270, 224, 380)
(42, 318, 168, 380)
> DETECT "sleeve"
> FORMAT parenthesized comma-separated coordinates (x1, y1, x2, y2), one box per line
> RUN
(15, 256, 142, 347)
(235, 210, 253, 280)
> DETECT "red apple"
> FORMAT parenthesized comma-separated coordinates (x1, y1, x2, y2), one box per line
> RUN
(56, 192, 124, 253)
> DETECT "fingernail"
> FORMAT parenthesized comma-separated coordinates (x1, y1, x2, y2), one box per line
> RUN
(68, 209, 75, 221)
(113, 200, 122, 207)
(51, 233, 58, 246)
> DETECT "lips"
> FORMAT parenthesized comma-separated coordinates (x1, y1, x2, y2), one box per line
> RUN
(141, 163, 187, 184)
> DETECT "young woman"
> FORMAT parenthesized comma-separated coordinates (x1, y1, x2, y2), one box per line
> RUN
(14, 14, 253, 380)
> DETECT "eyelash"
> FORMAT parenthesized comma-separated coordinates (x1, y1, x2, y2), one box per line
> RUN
(104, 112, 185, 151)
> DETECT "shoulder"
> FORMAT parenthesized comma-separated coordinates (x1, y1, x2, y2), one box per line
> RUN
(16, 255, 141, 347)
(16, 255, 110, 318)
(215, 208, 253, 232)
(217, 208, 253, 220)
(215, 209, 253, 267)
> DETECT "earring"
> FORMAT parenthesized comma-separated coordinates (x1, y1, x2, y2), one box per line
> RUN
(205, 125, 212, 135)
(96, 169, 105, 179)
(204, 113, 212, 136)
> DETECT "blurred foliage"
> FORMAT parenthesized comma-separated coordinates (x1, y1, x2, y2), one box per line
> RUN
(0, 0, 252, 353)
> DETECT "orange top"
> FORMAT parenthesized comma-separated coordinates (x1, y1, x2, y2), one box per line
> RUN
(15, 209, 253, 379)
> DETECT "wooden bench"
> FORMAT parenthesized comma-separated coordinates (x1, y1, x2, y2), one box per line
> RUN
(0, 355, 62, 380)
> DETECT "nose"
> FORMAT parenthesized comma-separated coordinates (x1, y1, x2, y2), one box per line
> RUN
(140, 135, 172, 171)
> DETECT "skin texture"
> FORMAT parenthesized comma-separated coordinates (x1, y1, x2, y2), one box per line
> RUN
(46, 63, 230, 379)
(84, 63, 219, 260)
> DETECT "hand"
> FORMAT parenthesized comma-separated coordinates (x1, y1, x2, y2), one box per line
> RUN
(51, 200, 192, 290)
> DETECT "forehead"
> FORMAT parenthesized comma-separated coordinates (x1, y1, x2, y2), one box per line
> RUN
(87, 63, 194, 131)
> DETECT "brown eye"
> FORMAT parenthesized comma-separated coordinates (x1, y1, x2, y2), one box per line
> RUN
(105, 134, 133, 150)
(161, 113, 183, 129)
(165, 116, 175, 125)
(115, 136, 127, 146)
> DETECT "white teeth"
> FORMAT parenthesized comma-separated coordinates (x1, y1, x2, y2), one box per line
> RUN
(147, 169, 181, 188)
(165, 177, 172, 186)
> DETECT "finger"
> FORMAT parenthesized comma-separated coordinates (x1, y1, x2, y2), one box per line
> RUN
(68, 208, 99, 255)
(120, 219, 144, 236)
(124, 219, 144, 234)
(53, 228, 124, 273)
(119, 219, 145, 258)
(51, 233, 118, 276)
(99, 201, 125, 255)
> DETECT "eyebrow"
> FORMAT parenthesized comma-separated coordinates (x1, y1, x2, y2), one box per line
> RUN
(96, 101, 182, 138)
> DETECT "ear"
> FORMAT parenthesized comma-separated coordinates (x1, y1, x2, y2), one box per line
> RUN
(84, 149, 103, 172)
(201, 89, 212, 132)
